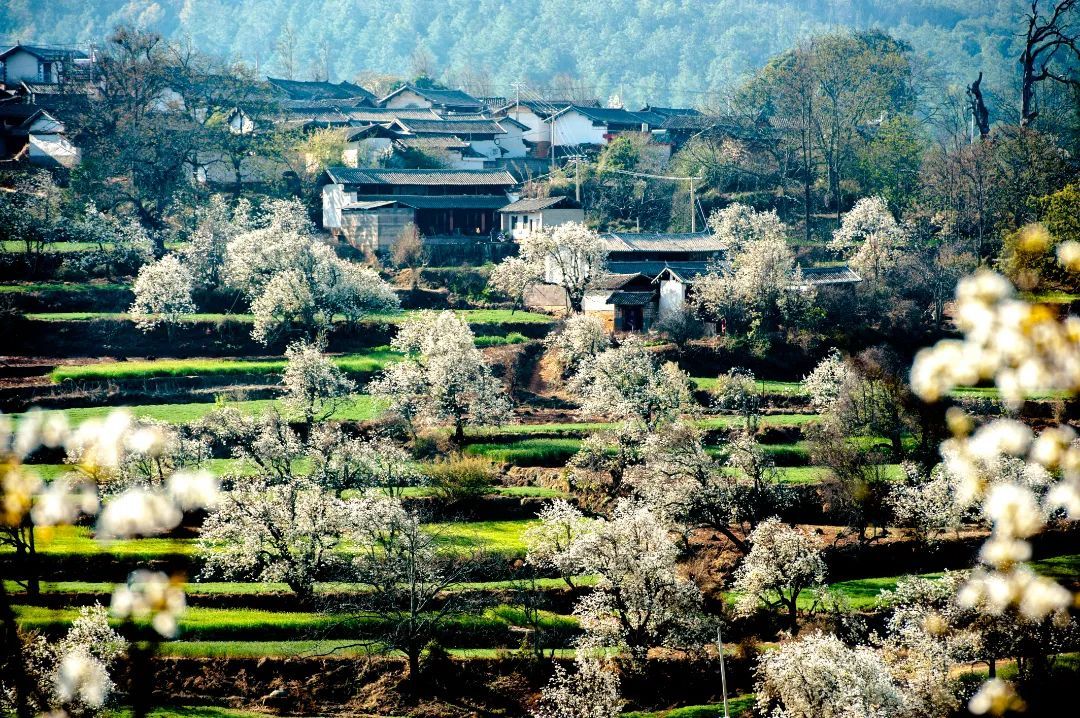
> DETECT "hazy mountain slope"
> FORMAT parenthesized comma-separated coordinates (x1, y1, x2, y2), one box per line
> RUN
(0, 0, 1025, 105)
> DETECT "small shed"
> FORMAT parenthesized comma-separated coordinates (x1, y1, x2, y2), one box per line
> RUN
(338, 200, 415, 252)
(582, 272, 658, 332)
(498, 196, 583, 240)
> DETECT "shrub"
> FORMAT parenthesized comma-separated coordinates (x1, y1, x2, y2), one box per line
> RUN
(425, 455, 498, 502)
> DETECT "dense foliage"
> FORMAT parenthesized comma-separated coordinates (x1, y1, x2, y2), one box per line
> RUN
(0, 1, 1038, 107)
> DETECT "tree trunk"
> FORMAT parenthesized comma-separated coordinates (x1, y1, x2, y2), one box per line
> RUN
(787, 597, 799, 633)
(407, 644, 421, 683)
(25, 525, 38, 598)
(0, 579, 35, 718)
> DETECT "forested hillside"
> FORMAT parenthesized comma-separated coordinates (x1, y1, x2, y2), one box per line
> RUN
(0, 0, 1026, 105)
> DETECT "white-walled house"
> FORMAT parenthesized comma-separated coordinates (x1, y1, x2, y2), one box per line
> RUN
(0, 104, 80, 167)
(544, 105, 657, 148)
(380, 85, 485, 114)
(497, 196, 583, 240)
(0, 45, 91, 86)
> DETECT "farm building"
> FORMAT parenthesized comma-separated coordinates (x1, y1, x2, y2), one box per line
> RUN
(320, 167, 519, 251)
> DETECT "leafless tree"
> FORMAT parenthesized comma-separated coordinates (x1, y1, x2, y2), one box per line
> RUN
(1019, 1, 1080, 126)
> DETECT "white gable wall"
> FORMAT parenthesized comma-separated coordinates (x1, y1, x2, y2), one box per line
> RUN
(3, 49, 47, 83)
(322, 183, 356, 229)
(383, 89, 433, 109)
(658, 279, 687, 318)
(549, 110, 607, 147)
(503, 106, 548, 142)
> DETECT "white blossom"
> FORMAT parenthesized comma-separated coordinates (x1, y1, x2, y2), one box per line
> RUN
(545, 313, 611, 377)
(491, 222, 607, 312)
(830, 196, 908, 284)
(129, 254, 196, 331)
(732, 517, 826, 627)
(281, 340, 356, 423)
(110, 570, 187, 638)
(524, 499, 594, 581)
(368, 310, 512, 438)
(532, 649, 623, 718)
(755, 632, 907, 718)
(569, 500, 708, 657)
(570, 337, 694, 430)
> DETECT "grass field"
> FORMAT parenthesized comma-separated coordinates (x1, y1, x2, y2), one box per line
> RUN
(623, 696, 756, 718)
(14, 602, 578, 642)
(693, 377, 806, 395)
(156, 641, 585, 660)
(8, 396, 384, 425)
(4, 575, 597, 598)
(1, 520, 539, 559)
(49, 350, 402, 383)
(103, 707, 266, 718)
(0, 281, 130, 294)
(25, 308, 554, 325)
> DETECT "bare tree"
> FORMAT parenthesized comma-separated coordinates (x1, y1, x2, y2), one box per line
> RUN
(967, 72, 991, 139)
(275, 21, 298, 80)
(1020, 1, 1080, 126)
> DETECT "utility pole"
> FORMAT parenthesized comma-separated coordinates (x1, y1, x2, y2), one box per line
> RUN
(690, 176, 696, 233)
(717, 625, 730, 718)
(573, 157, 582, 203)
(603, 169, 704, 232)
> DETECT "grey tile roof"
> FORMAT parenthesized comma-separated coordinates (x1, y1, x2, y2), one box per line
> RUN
(324, 167, 517, 186)
(640, 105, 702, 117)
(498, 196, 573, 212)
(268, 77, 375, 102)
(381, 85, 485, 110)
(396, 118, 505, 135)
(352, 194, 510, 210)
(343, 200, 408, 210)
(608, 290, 657, 306)
(395, 136, 471, 151)
(797, 265, 862, 285)
(590, 272, 647, 290)
(601, 232, 725, 253)
(549, 105, 654, 127)
(1, 44, 89, 62)
(606, 261, 714, 280)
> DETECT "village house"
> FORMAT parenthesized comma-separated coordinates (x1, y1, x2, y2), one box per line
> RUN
(379, 85, 486, 114)
(528, 228, 861, 331)
(492, 99, 599, 144)
(320, 167, 518, 252)
(542, 105, 659, 150)
(267, 77, 376, 105)
(0, 102, 80, 167)
(497, 195, 584, 240)
(0, 44, 92, 86)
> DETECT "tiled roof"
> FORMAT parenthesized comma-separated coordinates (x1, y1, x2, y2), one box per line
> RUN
(796, 265, 862, 285)
(641, 106, 702, 117)
(268, 77, 375, 102)
(601, 232, 725, 253)
(548, 105, 654, 127)
(343, 200, 408, 210)
(498, 196, 573, 212)
(496, 98, 601, 116)
(396, 118, 505, 135)
(324, 167, 517, 186)
(352, 194, 510, 210)
(590, 272, 647, 290)
(608, 290, 657, 306)
(395, 136, 471, 151)
(0, 44, 89, 62)
(381, 85, 484, 110)
(606, 261, 714, 280)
